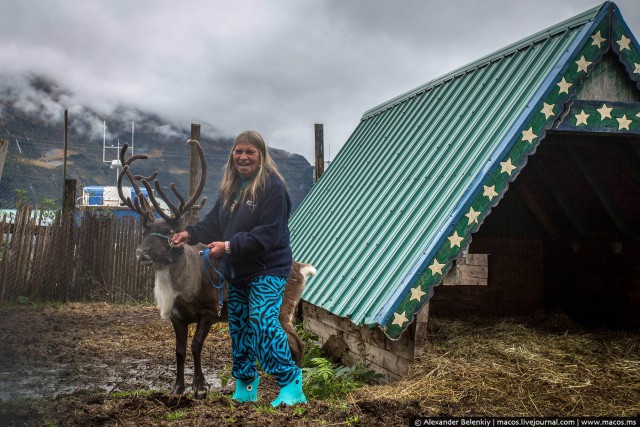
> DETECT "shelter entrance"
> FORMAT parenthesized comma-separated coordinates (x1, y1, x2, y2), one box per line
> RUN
(432, 131, 640, 328)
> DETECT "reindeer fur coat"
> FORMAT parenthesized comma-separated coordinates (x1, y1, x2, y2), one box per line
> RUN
(154, 245, 203, 319)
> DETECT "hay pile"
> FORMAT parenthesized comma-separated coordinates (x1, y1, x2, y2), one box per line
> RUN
(351, 312, 640, 416)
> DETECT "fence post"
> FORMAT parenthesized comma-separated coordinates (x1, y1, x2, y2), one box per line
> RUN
(314, 124, 324, 183)
(61, 179, 77, 300)
(0, 139, 7, 185)
(186, 123, 201, 226)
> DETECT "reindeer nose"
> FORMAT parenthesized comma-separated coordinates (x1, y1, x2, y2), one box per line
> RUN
(136, 245, 151, 263)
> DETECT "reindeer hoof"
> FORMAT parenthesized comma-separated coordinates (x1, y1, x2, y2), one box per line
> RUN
(193, 387, 208, 400)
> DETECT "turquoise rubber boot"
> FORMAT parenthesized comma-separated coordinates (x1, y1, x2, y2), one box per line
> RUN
(232, 376, 259, 402)
(271, 372, 307, 407)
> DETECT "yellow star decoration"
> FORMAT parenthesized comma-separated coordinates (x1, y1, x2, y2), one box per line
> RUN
(635, 63, 640, 75)
(575, 56, 592, 73)
(557, 77, 572, 94)
(392, 311, 409, 327)
(597, 104, 613, 120)
(540, 102, 555, 120)
(617, 35, 631, 51)
(428, 259, 445, 276)
(465, 207, 480, 225)
(500, 158, 517, 176)
(521, 127, 537, 144)
(617, 115, 632, 130)
(448, 231, 464, 248)
(410, 285, 426, 302)
(483, 185, 498, 201)
(591, 31, 606, 48)
(575, 109, 590, 126)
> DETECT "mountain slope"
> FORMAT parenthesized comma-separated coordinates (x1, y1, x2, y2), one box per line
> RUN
(0, 76, 313, 213)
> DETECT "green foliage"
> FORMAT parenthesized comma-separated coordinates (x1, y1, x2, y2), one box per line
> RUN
(13, 189, 29, 205)
(255, 403, 277, 414)
(296, 322, 383, 400)
(296, 322, 323, 366)
(165, 409, 185, 420)
(292, 405, 306, 416)
(302, 358, 380, 400)
(344, 415, 360, 425)
(38, 198, 58, 210)
(220, 364, 233, 388)
(110, 389, 152, 398)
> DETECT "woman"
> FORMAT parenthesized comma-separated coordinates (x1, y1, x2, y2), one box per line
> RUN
(171, 130, 305, 407)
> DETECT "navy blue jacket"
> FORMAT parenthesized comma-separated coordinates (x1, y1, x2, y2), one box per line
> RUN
(185, 174, 292, 285)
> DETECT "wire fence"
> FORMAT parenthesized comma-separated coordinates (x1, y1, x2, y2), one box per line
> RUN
(0, 204, 155, 303)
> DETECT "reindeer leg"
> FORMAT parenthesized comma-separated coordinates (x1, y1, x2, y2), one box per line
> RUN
(191, 312, 215, 399)
(170, 318, 188, 395)
(280, 319, 304, 368)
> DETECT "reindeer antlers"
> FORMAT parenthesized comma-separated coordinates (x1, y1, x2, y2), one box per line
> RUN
(117, 139, 208, 225)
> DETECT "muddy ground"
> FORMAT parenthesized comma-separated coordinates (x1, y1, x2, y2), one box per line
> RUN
(0, 303, 419, 426)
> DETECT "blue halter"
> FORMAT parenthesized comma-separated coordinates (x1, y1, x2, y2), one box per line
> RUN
(200, 248, 226, 311)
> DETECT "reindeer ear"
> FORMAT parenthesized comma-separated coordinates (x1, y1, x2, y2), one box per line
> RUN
(142, 213, 155, 229)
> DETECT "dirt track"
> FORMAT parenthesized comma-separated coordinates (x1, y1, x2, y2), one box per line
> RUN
(0, 303, 417, 426)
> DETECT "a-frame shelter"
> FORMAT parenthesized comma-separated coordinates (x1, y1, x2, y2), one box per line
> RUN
(290, 2, 640, 380)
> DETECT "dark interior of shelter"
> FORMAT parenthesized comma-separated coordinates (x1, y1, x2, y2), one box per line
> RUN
(432, 132, 640, 329)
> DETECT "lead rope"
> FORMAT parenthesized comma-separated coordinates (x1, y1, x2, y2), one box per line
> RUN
(150, 232, 176, 259)
(200, 248, 226, 315)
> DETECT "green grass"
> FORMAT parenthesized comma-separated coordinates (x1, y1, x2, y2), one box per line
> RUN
(166, 409, 186, 420)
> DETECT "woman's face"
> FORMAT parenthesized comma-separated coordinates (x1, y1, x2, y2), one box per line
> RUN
(232, 142, 261, 178)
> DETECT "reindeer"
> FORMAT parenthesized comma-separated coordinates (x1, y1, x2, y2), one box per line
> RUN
(117, 139, 315, 399)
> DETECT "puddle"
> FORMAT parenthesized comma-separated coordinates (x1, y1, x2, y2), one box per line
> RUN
(0, 357, 222, 401)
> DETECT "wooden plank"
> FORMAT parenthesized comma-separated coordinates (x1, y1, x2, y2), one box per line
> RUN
(442, 263, 488, 286)
(413, 303, 430, 358)
(302, 302, 419, 380)
(303, 316, 406, 381)
(576, 55, 640, 102)
(460, 253, 488, 266)
(459, 264, 488, 279)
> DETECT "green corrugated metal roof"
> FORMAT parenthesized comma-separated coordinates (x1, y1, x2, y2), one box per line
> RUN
(290, 2, 639, 339)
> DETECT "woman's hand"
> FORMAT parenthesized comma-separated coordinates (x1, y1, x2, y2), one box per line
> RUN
(207, 241, 226, 259)
(171, 230, 190, 248)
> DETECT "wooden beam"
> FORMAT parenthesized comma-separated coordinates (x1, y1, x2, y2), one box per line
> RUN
(187, 123, 201, 225)
(0, 139, 7, 185)
(529, 160, 594, 238)
(514, 179, 561, 237)
(567, 145, 635, 237)
(63, 179, 76, 213)
(314, 124, 324, 182)
(616, 140, 640, 188)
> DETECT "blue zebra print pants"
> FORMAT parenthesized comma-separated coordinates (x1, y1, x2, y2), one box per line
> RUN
(227, 275, 301, 388)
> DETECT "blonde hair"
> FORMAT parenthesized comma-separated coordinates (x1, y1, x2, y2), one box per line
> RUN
(219, 130, 287, 207)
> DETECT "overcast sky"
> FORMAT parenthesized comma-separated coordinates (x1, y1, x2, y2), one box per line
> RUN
(1, 0, 639, 163)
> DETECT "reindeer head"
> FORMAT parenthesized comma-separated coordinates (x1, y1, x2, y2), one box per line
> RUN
(117, 139, 207, 265)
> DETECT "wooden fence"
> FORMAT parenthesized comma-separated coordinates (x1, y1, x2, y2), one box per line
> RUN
(0, 205, 155, 303)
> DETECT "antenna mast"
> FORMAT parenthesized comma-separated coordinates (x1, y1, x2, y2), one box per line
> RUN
(103, 121, 134, 182)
